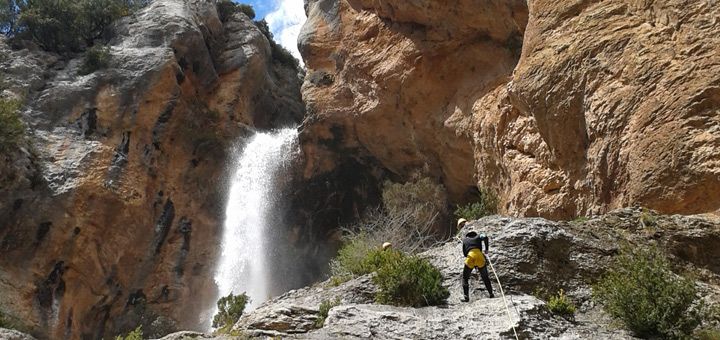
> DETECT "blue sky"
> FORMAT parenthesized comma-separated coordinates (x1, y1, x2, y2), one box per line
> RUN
(239, 1, 274, 19)
(235, 0, 307, 64)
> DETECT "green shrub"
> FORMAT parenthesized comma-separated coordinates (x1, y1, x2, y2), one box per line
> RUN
(315, 298, 341, 328)
(329, 239, 448, 307)
(639, 208, 657, 228)
(330, 237, 400, 279)
(0, 97, 24, 152)
(216, 0, 254, 22)
(454, 188, 498, 220)
(373, 252, 449, 307)
(79, 44, 111, 74)
(593, 246, 704, 339)
(0, 310, 9, 328)
(696, 328, 720, 340)
(115, 326, 142, 340)
(213, 292, 249, 334)
(547, 289, 576, 318)
(571, 216, 589, 224)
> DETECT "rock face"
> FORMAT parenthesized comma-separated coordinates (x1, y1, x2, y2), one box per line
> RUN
(299, 0, 720, 219)
(163, 208, 720, 339)
(0, 1, 303, 339)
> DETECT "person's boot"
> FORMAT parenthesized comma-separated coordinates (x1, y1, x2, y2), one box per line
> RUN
(462, 285, 470, 302)
(483, 278, 495, 298)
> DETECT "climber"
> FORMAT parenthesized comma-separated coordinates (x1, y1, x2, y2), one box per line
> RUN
(382, 242, 393, 251)
(461, 230, 494, 301)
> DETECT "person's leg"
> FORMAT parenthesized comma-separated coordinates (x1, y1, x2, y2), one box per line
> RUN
(462, 265, 473, 302)
(479, 266, 494, 298)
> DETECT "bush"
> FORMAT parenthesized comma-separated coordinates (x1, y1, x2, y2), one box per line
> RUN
(593, 246, 704, 339)
(9, 0, 145, 52)
(212, 292, 249, 333)
(315, 298, 341, 328)
(336, 206, 441, 258)
(79, 44, 111, 74)
(454, 188, 498, 220)
(382, 178, 447, 227)
(0, 97, 24, 152)
(0, 310, 9, 328)
(696, 328, 720, 340)
(547, 289, 576, 318)
(329, 239, 448, 307)
(115, 326, 142, 340)
(374, 253, 449, 307)
(330, 237, 401, 280)
(216, 0, 254, 22)
(254, 19, 299, 69)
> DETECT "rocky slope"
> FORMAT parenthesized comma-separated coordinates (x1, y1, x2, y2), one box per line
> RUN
(298, 0, 720, 219)
(0, 0, 303, 338)
(152, 208, 720, 339)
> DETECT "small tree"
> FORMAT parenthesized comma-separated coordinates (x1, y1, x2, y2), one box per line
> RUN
(593, 246, 705, 339)
(213, 292, 249, 333)
(547, 289, 576, 318)
(314, 298, 341, 328)
(14, 0, 146, 52)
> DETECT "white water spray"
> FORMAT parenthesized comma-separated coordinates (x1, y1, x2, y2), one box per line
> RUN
(213, 128, 299, 317)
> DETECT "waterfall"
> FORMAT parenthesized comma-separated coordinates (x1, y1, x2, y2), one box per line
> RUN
(213, 128, 299, 317)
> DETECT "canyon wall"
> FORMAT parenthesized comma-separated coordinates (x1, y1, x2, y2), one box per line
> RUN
(299, 0, 720, 219)
(0, 0, 303, 338)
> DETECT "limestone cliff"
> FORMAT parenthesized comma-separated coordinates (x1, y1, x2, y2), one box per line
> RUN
(299, 0, 720, 219)
(0, 0, 303, 338)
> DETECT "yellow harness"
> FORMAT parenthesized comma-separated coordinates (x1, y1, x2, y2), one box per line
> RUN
(465, 248, 486, 268)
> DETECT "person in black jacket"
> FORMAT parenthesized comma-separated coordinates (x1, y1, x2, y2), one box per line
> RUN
(461, 230, 494, 302)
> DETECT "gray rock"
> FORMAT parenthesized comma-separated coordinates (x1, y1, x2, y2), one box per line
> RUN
(154, 331, 216, 340)
(223, 209, 720, 339)
(0, 328, 37, 340)
(34, 127, 105, 195)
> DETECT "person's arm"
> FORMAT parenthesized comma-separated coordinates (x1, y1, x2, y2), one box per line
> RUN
(483, 236, 489, 253)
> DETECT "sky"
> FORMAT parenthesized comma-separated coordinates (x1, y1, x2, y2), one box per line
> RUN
(238, 0, 307, 64)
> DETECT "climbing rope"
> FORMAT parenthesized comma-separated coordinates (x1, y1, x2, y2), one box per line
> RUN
(486, 256, 519, 340)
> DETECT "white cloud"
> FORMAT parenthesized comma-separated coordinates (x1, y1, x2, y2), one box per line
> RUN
(265, 0, 307, 66)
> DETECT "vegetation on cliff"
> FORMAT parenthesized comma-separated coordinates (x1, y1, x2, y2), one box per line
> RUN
(593, 246, 713, 339)
(454, 188, 499, 221)
(78, 44, 111, 75)
(1, 0, 147, 52)
(213, 292, 249, 334)
(115, 326, 143, 340)
(328, 178, 451, 306)
(216, 0, 255, 22)
(0, 97, 23, 152)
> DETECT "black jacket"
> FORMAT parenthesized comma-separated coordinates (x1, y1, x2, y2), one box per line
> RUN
(462, 231, 489, 257)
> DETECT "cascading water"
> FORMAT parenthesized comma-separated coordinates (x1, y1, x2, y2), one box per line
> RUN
(213, 128, 299, 318)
